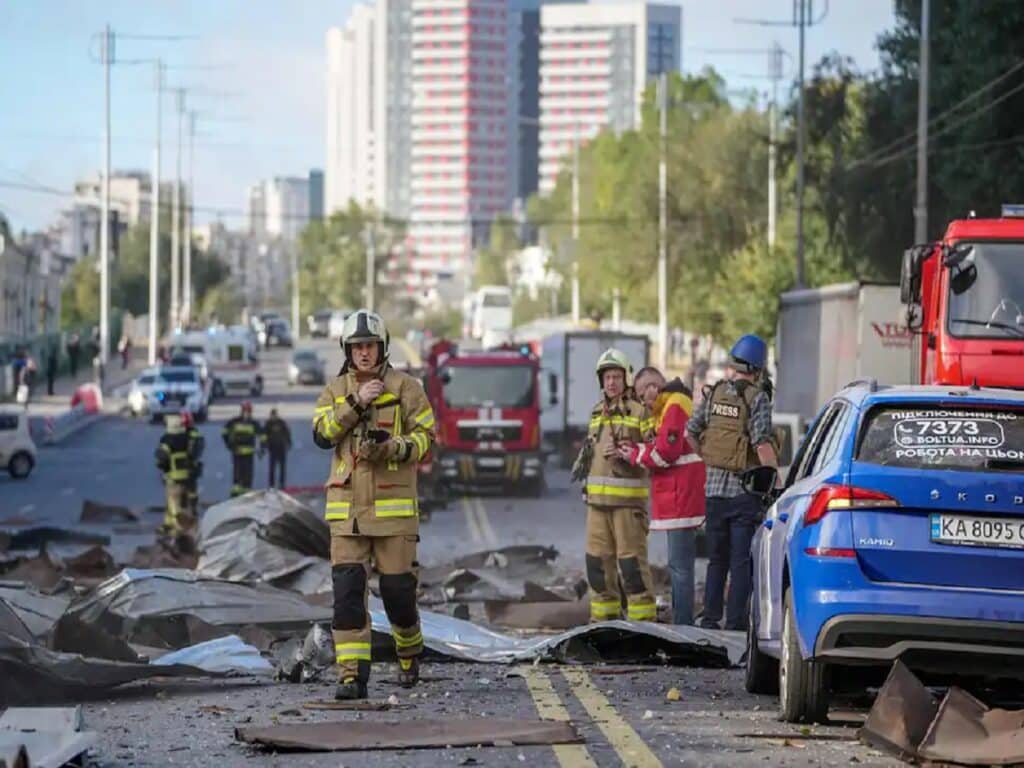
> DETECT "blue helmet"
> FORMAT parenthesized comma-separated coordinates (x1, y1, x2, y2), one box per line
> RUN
(729, 334, 767, 371)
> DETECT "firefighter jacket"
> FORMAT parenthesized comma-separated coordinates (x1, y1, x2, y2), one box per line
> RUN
(222, 417, 262, 456)
(312, 364, 435, 536)
(187, 427, 204, 478)
(698, 379, 764, 473)
(156, 429, 194, 483)
(264, 416, 292, 455)
(627, 379, 706, 530)
(584, 395, 653, 509)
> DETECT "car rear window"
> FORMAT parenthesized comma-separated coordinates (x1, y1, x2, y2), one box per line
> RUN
(857, 405, 1024, 473)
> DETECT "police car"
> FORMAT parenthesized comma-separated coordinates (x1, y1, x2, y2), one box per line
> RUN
(745, 382, 1024, 723)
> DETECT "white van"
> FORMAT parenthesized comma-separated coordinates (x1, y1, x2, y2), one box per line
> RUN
(171, 328, 264, 398)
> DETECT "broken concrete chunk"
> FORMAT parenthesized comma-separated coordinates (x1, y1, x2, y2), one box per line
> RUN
(80, 500, 139, 523)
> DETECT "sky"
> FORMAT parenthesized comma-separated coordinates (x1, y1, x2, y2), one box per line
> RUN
(0, 0, 897, 234)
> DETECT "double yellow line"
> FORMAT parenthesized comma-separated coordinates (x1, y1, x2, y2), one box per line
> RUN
(460, 495, 498, 547)
(522, 666, 662, 767)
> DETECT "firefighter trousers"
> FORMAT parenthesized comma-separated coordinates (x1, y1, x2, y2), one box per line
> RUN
(585, 505, 656, 622)
(163, 481, 192, 535)
(330, 526, 423, 683)
(231, 453, 254, 497)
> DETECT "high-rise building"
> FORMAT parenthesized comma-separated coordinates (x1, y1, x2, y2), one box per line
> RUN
(247, 177, 311, 241)
(407, 0, 511, 304)
(325, 0, 413, 218)
(538, 2, 681, 195)
(308, 169, 325, 222)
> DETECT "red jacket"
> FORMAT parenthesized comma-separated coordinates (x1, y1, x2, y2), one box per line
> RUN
(628, 381, 706, 530)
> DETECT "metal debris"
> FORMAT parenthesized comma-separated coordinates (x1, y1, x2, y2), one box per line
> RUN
(0, 527, 110, 551)
(235, 717, 582, 752)
(80, 500, 139, 523)
(0, 707, 98, 768)
(154, 635, 274, 676)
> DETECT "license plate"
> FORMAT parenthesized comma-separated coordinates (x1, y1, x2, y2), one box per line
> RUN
(930, 513, 1024, 550)
(477, 457, 505, 468)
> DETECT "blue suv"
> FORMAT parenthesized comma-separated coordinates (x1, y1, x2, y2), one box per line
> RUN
(745, 382, 1024, 723)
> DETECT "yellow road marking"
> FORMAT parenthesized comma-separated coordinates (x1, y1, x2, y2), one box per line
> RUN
(561, 667, 663, 768)
(473, 495, 498, 547)
(521, 667, 597, 768)
(461, 496, 483, 543)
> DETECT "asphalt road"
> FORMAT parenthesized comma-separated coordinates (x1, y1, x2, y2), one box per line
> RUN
(1, 338, 904, 767)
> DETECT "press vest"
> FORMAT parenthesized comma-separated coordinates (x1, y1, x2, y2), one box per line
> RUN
(698, 379, 762, 473)
(313, 365, 435, 537)
(585, 396, 653, 509)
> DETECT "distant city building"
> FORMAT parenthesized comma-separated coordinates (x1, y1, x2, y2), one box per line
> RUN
(194, 222, 291, 310)
(538, 1, 681, 194)
(247, 176, 310, 241)
(0, 220, 70, 340)
(74, 170, 152, 227)
(308, 169, 325, 222)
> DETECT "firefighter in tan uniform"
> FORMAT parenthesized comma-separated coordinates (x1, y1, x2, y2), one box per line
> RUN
(581, 349, 656, 622)
(312, 310, 435, 700)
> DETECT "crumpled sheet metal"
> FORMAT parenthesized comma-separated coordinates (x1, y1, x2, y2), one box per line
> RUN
(0, 584, 71, 639)
(196, 489, 331, 595)
(861, 660, 1024, 766)
(235, 717, 582, 752)
(64, 569, 330, 650)
(0, 627, 217, 707)
(417, 545, 560, 604)
(0, 707, 98, 768)
(154, 635, 274, 676)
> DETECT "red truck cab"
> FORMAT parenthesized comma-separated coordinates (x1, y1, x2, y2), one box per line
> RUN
(901, 207, 1024, 387)
(423, 340, 544, 495)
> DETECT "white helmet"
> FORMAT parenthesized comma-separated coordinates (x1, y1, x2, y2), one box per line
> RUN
(340, 309, 390, 364)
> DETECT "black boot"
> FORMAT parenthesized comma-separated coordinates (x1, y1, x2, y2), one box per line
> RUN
(335, 677, 368, 700)
(397, 657, 420, 688)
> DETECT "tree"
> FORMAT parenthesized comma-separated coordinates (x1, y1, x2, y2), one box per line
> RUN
(474, 215, 517, 287)
(61, 256, 100, 328)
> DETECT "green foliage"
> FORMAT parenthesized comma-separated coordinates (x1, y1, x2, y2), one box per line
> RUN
(61, 256, 100, 328)
(419, 306, 462, 339)
(296, 202, 402, 319)
(474, 215, 516, 288)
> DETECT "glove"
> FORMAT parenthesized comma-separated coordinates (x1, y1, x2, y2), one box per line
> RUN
(359, 437, 409, 463)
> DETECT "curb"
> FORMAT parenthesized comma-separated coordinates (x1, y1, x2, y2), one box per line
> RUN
(42, 409, 112, 446)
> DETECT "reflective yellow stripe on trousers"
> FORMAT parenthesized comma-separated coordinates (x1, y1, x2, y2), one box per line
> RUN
(335, 642, 371, 662)
(591, 600, 621, 619)
(627, 603, 657, 621)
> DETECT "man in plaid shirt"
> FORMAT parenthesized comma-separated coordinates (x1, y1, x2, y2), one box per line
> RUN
(687, 335, 778, 631)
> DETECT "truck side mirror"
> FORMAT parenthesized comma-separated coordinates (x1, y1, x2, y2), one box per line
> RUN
(900, 248, 921, 304)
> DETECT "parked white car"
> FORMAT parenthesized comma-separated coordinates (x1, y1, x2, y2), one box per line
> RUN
(0, 406, 37, 479)
(128, 368, 161, 417)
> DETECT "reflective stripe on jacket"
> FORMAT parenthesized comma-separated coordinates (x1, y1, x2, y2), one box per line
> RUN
(585, 395, 652, 509)
(630, 388, 706, 530)
(156, 431, 193, 482)
(312, 365, 435, 536)
(223, 417, 262, 456)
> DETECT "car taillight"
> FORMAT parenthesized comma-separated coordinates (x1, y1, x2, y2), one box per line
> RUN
(804, 484, 899, 526)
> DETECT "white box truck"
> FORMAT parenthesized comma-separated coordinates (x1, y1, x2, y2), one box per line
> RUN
(540, 330, 650, 466)
(170, 328, 264, 398)
(775, 282, 912, 425)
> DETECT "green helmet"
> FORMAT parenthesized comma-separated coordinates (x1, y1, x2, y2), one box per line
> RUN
(596, 347, 633, 386)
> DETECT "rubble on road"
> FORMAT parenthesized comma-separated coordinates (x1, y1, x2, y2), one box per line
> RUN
(0, 527, 110, 553)
(196, 489, 331, 595)
(0, 583, 71, 639)
(235, 717, 582, 752)
(0, 545, 120, 591)
(79, 500, 139, 523)
(861, 660, 1024, 766)
(153, 635, 274, 676)
(0, 707, 98, 768)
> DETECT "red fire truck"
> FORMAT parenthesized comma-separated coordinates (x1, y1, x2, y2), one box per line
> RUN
(422, 340, 545, 496)
(901, 205, 1024, 386)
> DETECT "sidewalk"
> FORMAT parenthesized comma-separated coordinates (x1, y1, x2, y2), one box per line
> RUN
(24, 350, 150, 419)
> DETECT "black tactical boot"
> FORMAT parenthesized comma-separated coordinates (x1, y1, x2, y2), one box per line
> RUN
(397, 657, 420, 688)
(334, 677, 368, 700)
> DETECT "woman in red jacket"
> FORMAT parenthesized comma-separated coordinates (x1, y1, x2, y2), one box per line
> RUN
(617, 368, 706, 624)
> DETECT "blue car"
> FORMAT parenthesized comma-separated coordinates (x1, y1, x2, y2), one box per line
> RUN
(745, 382, 1024, 723)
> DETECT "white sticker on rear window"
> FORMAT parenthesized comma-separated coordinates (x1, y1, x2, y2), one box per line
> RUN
(893, 418, 1005, 448)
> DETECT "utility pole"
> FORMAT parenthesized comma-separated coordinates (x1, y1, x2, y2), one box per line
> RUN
(768, 43, 783, 249)
(170, 88, 185, 331)
(571, 123, 580, 325)
(364, 223, 376, 313)
(183, 110, 195, 325)
(914, 0, 930, 243)
(657, 72, 669, 372)
(99, 25, 113, 368)
(795, 0, 806, 288)
(148, 60, 163, 364)
(612, 287, 621, 331)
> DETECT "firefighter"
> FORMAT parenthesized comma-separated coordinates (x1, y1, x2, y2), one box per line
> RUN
(686, 334, 778, 631)
(181, 410, 204, 516)
(312, 309, 435, 700)
(264, 407, 292, 488)
(222, 401, 263, 497)
(580, 348, 656, 623)
(155, 413, 195, 548)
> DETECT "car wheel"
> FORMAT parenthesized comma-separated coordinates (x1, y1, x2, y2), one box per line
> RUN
(745, 596, 779, 694)
(779, 588, 829, 724)
(9, 451, 34, 479)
